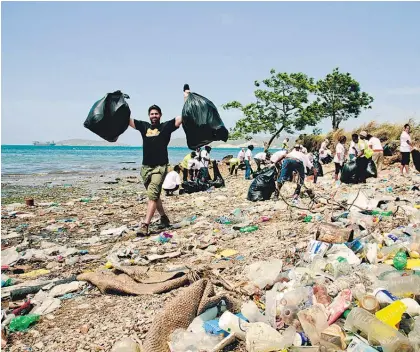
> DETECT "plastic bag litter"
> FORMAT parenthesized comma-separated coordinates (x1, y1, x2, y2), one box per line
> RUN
(246, 259, 283, 289)
(84, 90, 130, 142)
(247, 167, 277, 202)
(182, 92, 229, 150)
(245, 323, 295, 352)
(366, 158, 378, 179)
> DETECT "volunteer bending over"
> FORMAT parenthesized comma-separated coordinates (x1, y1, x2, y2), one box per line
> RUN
(273, 145, 313, 200)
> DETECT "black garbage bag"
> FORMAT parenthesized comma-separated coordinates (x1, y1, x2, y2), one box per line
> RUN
(209, 177, 225, 188)
(182, 92, 229, 150)
(412, 150, 420, 172)
(366, 158, 377, 179)
(383, 144, 393, 157)
(320, 154, 333, 165)
(247, 167, 277, 202)
(84, 91, 130, 142)
(340, 160, 358, 184)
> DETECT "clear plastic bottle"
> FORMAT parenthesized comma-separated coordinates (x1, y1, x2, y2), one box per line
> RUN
(383, 275, 420, 296)
(344, 308, 414, 352)
(245, 324, 295, 352)
(277, 287, 311, 307)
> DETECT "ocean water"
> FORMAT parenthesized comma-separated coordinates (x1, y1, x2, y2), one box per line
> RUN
(1, 145, 267, 175)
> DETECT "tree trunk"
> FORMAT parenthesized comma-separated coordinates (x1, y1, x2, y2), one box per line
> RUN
(332, 112, 338, 131)
(264, 126, 285, 152)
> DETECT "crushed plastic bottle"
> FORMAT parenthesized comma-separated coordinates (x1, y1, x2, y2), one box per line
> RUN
(393, 250, 408, 270)
(240, 225, 259, 233)
(344, 308, 414, 352)
(245, 324, 295, 352)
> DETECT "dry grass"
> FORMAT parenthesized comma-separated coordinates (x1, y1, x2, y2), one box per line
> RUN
(298, 119, 420, 152)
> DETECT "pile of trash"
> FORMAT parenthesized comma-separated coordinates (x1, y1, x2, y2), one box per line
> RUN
(1, 164, 419, 352)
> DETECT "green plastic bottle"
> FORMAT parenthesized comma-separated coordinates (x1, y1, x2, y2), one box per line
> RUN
(9, 314, 40, 332)
(239, 225, 259, 233)
(393, 250, 408, 270)
(303, 215, 313, 223)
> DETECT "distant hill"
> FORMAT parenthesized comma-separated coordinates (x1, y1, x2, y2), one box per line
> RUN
(55, 139, 129, 146)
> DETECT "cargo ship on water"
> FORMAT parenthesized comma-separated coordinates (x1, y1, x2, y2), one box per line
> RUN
(32, 141, 56, 146)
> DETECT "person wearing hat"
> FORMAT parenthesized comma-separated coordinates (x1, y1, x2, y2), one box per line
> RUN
(356, 130, 372, 183)
(244, 145, 254, 180)
(367, 133, 384, 173)
(128, 99, 183, 236)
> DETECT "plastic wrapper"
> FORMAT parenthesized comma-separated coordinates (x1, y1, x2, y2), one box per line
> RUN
(246, 259, 283, 290)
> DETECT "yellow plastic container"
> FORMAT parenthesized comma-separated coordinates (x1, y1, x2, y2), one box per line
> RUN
(375, 301, 407, 328)
(406, 259, 420, 269)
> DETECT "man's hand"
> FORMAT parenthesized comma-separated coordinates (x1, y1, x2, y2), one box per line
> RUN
(175, 115, 182, 128)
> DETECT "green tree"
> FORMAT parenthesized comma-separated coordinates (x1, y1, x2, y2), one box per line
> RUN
(222, 69, 320, 151)
(315, 68, 374, 130)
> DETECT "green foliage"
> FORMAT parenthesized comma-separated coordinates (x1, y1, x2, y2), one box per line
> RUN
(314, 68, 374, 130)
(312, 127, 322, 136)
(222, 69, 321, 150)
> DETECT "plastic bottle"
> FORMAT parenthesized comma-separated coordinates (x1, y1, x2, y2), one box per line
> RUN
(279, 305, 298, 325)
(344, 308, 414, 352)
(359, 295, 380, 313)
(383, 275, 420, 296)
(393, 250, 408, 270)
(219, 311, 251, 339)
(240, 225, 259, 233)
(277, 287, 311, 307)
(400, 298, 420, 316)
(9, 314, 40, 332)
(188, 302, 227, 333)
(375, 301, 407, 328)
(245, 324, 295, 352)
(327, 289, 352, 324)
(373, 288, 398, 304)
(241, 301, 269, 324)
(293, 332, 310, 346)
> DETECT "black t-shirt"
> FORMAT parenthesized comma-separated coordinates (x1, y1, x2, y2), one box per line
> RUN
(134, 118, 178, 166)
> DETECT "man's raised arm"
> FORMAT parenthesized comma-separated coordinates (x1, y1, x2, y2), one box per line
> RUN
(129, 118, 136, 129)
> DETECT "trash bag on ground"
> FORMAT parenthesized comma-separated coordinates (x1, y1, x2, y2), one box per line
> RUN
(412, 150, 420, 172)
(341, 160, 358, 184)
(247, 167, 277, 202)
(366, 158, 378, 179)
(182, 92, 229, 150)
(320, 154, 333, 165)
(84, 91, 131, 142)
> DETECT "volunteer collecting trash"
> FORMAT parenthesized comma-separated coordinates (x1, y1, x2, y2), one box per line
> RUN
(128, 102, 182, 235)
(333, 136, 347, 181)
(162, 165, 181, 196)
(197, 146, 212, 182)
(274, 144, 313, 200)
(254, 151, 271, 172)
(357, 131, 373, 184)
(400, 123, 412, 176)
(367, 133, 384, 173)
(245, 145, 254, 180)
(348, 134, 360, 161)
(180, 151, 195, 181)
(187, 152, 200, 181)
(228, 157, 240, 176)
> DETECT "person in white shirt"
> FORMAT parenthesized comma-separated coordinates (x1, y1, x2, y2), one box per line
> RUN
(367, 133, 384, 172)
(237, 148, 245, 162)
(162, 165, 181, 196)
(319, 139, 331, 164)
(273, 145, 312, 200)
(333, 136, 347, 181)
(254, 152, 270, 171)
(197, 146, 212, 182)
(244, 145, 254, 180)
(348, 134, 360, 161)
(400, 123, 412, 175)
(270, 150, 288, 164)
(187, 153, 200, 180)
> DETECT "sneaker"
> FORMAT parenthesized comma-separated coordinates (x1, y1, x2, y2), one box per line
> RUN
(158, 215, 171, 229)
(136, 223, 149, 237)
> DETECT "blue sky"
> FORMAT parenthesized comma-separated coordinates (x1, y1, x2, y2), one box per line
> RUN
(2, 1, 419, 145)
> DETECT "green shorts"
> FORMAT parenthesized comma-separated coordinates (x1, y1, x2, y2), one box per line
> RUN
(141, 164, 168, 200)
